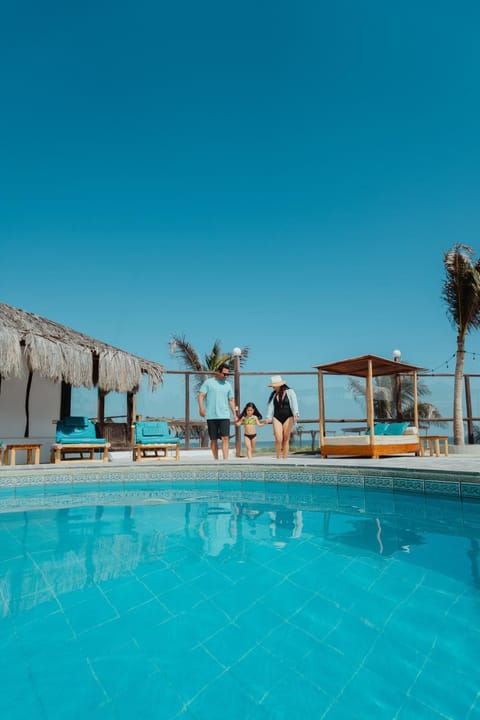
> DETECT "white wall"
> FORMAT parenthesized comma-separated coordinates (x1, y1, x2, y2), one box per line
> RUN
(0, 369, 61, 464)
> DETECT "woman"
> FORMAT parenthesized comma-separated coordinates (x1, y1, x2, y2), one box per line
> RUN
(264, 375, 299, 459)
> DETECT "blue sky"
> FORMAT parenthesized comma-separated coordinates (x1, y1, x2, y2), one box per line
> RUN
(1, 1, 480, 421)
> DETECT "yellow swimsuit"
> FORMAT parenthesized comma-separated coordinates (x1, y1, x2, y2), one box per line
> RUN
(242, 416, 257, 439)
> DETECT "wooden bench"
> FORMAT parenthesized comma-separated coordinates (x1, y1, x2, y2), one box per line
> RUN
(133, 443, 180, 461)
(50, 443, 110, 464)
(4, 443, 42, 466)
(420, 435, 449, 457)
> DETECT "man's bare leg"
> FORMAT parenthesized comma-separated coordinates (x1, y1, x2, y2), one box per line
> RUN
(221, 436, 230, 460)
(211, 440, 219, 460)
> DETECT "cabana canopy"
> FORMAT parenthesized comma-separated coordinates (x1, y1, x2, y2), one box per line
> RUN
(314, 354, 423, 378)
(314, 354, 425, 454)
(0, 302, 164, 393)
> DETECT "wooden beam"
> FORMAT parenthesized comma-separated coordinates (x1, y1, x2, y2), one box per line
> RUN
(366, 359, 375, 446)
(318, 369, 325, 447)
(60, 381, 71, 420)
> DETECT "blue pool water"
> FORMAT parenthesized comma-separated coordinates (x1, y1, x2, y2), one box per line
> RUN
(1, 480, 479, 719)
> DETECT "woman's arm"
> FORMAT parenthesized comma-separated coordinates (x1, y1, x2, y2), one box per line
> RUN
(265, 397, 274, 422)
(287, 389, 299, 417)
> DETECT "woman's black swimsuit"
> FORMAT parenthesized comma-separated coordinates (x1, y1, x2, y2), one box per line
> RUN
(273, 392, 293, 425)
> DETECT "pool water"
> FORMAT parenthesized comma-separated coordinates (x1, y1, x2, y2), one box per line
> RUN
(0, 482, 479, 719)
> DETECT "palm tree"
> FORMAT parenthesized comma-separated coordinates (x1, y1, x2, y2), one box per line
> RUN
(442, 244, 480, 445)
(349, 375, 444, 427)
(169, 334, 249, 393)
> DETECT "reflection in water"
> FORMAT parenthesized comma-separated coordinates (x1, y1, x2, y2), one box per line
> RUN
(0, 487, 478, 619)
(268, 509, 304, 549)
(469, 538, 480, 588)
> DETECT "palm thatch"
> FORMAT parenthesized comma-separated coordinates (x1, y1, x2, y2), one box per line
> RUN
(0, 303, 163, 393)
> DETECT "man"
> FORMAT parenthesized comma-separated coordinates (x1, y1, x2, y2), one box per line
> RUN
(198, 364, 238, 459)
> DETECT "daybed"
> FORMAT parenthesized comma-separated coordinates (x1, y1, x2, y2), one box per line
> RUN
(50, 416, 110, 463)
(133, 421, 181, 461)
(320, 423, 421, 460)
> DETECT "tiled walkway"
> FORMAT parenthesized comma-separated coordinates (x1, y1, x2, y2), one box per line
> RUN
(1, 448, 480, 477)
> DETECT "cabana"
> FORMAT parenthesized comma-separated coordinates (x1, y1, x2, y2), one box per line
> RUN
(314, 354, 424, 460)
(0, 302, 164, 459)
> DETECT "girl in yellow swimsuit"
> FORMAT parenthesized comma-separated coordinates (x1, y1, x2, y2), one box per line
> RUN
(235, 402, 265, 459)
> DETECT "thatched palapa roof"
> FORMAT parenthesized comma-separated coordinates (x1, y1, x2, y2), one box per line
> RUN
(0, 303, 163, 393)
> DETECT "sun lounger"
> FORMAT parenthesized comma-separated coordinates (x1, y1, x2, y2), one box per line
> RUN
(133, 420, 180, 461)
(320, 423, 420, 460)
(50, 416, 110, 463)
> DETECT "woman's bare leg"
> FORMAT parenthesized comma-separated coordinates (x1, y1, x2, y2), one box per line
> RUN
(281, 417, 295, 458)
(272, 418, 284, 459)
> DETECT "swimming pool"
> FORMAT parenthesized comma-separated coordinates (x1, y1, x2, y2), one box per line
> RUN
(1, 479, 479, 719)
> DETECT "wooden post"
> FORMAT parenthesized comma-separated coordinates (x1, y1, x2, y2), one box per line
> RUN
(97, 390, 106, 424)
(185, 373, 190, 450)
(60, 381, 72, 420)
(127, 391, 136, 447)
(24, 371, 33, 438)
(465, 375, 474, 444)
(318, 370, 325, 449)
(413, 371, 419, 432)
(234, 354, 241, 457)
(366, 359, 374, 446)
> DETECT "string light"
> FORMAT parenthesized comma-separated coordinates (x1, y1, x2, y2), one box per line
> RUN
(427, 350, 479, 373)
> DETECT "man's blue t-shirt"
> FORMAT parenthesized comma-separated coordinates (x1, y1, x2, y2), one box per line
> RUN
(200, 378, 234, 419)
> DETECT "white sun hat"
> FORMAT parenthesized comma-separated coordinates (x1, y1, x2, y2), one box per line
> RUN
(268, 375, 286, 387)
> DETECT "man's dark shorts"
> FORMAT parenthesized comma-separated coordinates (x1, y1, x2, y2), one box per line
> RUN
(207, 419, 230, 441)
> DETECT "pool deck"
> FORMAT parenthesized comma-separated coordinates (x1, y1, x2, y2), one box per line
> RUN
(1, 448, 480, 502)
(1, 447, 479, 475)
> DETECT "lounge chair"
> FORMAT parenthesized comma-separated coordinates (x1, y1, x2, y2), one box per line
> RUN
(50, 416, 110, 463)
(320, 422, 421, 460)
(133, 420, 180, 461)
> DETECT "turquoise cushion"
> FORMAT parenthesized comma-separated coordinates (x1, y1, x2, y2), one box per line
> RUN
(139, 437, 180, 445)
(142, 422, 169, 437)
(384, 422, 409, 436)
(136, 421, 180, 443)
(63, 416, 89, 428)
(57, 437, 106, 445)
(365, 423, 389, 436)
(56, 417, 98, 442)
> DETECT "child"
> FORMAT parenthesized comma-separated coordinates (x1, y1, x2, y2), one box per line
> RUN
(235, 402, 265, 458)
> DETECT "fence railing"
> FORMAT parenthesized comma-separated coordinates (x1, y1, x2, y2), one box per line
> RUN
(141, 370, 480, 449)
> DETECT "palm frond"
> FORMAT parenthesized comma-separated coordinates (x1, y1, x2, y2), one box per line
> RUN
(442, 244, 480, 337)
(171, 334, 204, 372)
(205, 340, 224, 370)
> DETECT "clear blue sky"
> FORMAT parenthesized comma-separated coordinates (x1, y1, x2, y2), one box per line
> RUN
(1, 0, 480, 404)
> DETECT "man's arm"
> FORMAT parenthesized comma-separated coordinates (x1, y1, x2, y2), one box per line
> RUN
(198, 392, 206, 417)
(229, 397, 238, 422)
